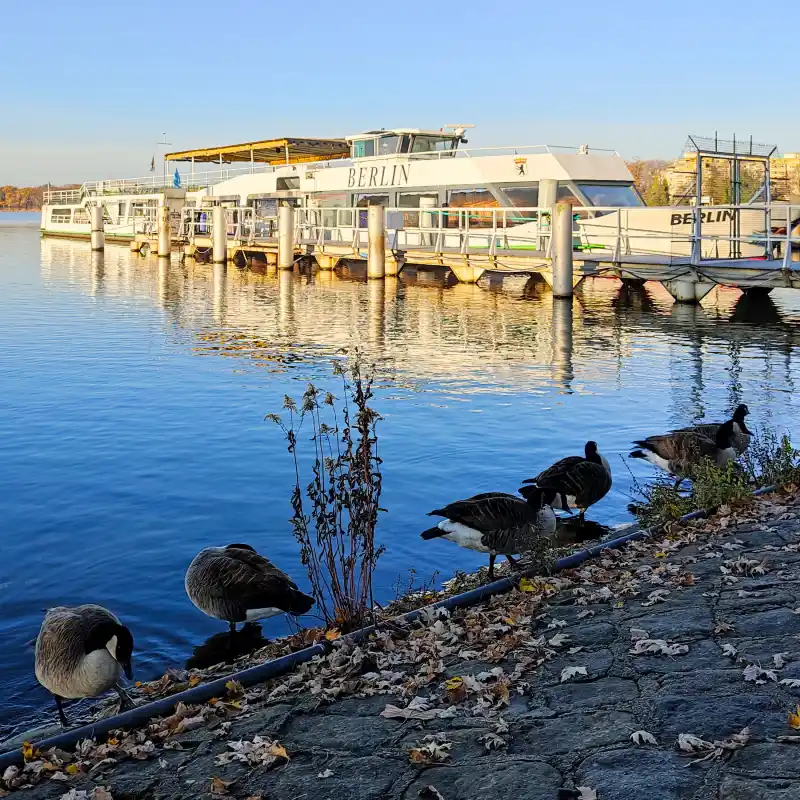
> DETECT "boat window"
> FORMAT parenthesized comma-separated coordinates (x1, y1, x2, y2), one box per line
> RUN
(51, 208, 71, 224)
(276, 177, 300, 190)
(117, 202, 127, 220)
(410, 136, 456, 155)
(397, 193, 439, 226)
(355, 194, 389, 207)
(557, 183, 581, 206)
(399, 135, 412, 153)
(447, 189, 500, 228)
(502, 186, 539, 208)
(377, 136, 400, 156)
(352, 139, 376, 158)
(73, 208, 89, 225)
(577, 183, 642, 207)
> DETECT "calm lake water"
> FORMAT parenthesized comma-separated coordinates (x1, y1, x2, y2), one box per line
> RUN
(3, 210, 800, 736)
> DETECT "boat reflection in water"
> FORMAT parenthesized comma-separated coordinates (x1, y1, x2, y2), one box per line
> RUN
(39, 237, 800, 426)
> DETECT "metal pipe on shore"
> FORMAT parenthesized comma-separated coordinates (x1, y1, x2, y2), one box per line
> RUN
(90, 207, 104, 252)
(0, 484, 777, 769)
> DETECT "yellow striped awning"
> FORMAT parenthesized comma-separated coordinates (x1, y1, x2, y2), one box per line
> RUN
(164, 137, 349, 165)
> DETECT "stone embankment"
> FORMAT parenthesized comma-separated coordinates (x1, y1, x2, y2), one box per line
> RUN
(5, 491, 800, 800)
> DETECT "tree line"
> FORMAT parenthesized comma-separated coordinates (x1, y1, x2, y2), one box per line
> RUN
(0, 185, 77, 211)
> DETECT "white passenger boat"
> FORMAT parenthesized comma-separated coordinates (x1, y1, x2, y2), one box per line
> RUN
(40, 126, 642, 243)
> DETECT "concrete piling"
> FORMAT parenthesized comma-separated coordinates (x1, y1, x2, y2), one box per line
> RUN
(551, 202, 574, 298)
(158, 205, 171, 258)
(367, 204, 385, 279)
(212, 206, 227, 264)
(90, 206, 104, 251)
(278, 205, 295, 270)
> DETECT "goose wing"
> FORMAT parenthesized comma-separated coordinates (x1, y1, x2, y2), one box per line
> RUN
(634, 431, 718, 467)
(526, 457, 609, 503)
(36, 605, 120, 671)
(428, 493, 529, 532)
(673, 422, 719, 439)
(213, 547, 306, 611)
(527, 456, 585, 487)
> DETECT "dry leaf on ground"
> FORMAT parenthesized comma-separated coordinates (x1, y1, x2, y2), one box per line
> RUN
(631, 730, 657, 746)
(560, 666, 588, 682)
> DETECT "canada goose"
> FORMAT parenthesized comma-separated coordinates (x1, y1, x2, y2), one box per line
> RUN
(630, 420, 737, 481)
(421, 488, 556, 580)
(35, 604, 134, 727)
(673, 403, 752, 455)
(185, 544, 314, 648)
(521, 441, 612, 523)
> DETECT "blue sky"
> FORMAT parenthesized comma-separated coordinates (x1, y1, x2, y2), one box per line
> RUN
(1, 0, 799, 185)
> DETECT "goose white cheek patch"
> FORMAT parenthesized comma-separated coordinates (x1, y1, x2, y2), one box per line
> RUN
(105, 634, 118, 661)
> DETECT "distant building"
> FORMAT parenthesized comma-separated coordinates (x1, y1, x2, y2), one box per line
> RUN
(659, 152, 800, 205)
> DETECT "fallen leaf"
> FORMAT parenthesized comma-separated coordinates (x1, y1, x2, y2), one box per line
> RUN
(677, 733, 715, 753)
(210, 777, 234, 796)
(188, 675, 202, 687)
(479, 732, 507, 750)
(267, 743, 289, 761)
(65, 763, 80, 775)
(788, 705, 800, 730)
(560, 666, 588, 683)
(781, 679, 800, 688)
(518, 577, 536, 593)
(576, 788, 598, 800)
(225, 680, 244, 697)
(548, 632, 570, 648)
(743, 663, 778, 683)
(325, 628, 341, 641)
(631, 730, 657, 746)
(721, 643, 738, 658)
(93, 789, 114, 800)
(317, 769, 334, 778)
(21, 741, 39, 762)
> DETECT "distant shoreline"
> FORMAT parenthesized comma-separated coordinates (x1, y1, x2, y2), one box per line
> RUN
(0, 208, 41, 213)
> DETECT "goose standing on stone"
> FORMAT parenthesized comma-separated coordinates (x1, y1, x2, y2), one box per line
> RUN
(521, 441, 613, 523)
(673, 403, 752, 455)
(185, 544, 314, 649)
(420, 488, 556, 580)
(35, 604, 134, 727)
(630, 419, 737, 482)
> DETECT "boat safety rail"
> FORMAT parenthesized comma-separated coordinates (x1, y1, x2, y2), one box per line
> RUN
(405, 144, 621, 160)
(577, 204, 800, 266)
(296, 206, 554, 254)
(42, 188, 82, 205)
(181, 207, 261, 241)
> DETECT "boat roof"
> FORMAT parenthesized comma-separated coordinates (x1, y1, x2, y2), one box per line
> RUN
(164, 137, 349, 164)
(346, 128, 458, 142)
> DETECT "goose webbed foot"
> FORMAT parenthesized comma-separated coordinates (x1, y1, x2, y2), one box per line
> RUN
(54, 695, 69, 729)
(115, 686, 134, 712)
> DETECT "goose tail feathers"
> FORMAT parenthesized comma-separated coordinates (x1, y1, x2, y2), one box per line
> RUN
(285, 587, 315, 615)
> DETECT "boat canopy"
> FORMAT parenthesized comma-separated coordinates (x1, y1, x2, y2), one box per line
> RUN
(164, 137, 349, 165)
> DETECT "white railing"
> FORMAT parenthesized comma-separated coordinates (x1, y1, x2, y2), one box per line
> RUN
(174, 203, 800, 268)
(295, 206, 553, 254)
(43, 163, 282, 205)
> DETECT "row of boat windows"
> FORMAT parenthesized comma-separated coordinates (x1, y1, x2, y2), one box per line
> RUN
(351, 135, 457, 158)
(50, 200, 158, 225)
